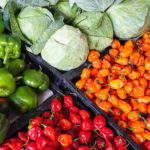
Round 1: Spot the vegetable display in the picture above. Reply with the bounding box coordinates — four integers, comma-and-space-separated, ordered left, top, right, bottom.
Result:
0, 95, 128, 150
76, 30, 150, 149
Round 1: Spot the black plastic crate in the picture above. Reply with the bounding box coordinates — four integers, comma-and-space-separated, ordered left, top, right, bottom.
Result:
25, 50, 141, 150
8, 91, 138, 150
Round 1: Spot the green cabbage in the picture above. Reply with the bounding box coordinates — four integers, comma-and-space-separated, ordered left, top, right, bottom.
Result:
41, 25, 89, 71
57, 0, 80, 22
73, 12, 113, 52
107, 0, 150, 39
17, 6, 54, 42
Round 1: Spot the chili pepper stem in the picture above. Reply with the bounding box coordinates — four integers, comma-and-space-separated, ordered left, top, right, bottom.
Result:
41, 123, 47, 128
49, 110, 54, 120
23, 137, 29, 147
73, 137, 80, 142
93, 129, 103, 138
15, 76, 23, 81
137, 112, 147, 125
3, 47, 12, 64
109, 108, 114, 115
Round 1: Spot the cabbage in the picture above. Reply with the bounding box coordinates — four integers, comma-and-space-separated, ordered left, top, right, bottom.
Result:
107, 0, 150, 39
70, 0, 114, 12
41, 25, 89, 71
73, 12, 113, 52
17, 6, 54, 42
57, 0, 80, 22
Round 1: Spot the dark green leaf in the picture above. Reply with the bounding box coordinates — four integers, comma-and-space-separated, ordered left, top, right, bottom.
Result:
8, 1, 31, 44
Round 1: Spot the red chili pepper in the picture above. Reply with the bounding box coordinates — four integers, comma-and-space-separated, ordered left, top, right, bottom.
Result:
53, 112, 64, 124
78, 146, 90, 150
114, 136, 127, 147
18, 132, 28, 143
42, 118, 54, 127
42, 111, 51, 118
59, 147, 71, 150
69, 106, 79, 113
96, 137, 105, 149
104, 140, 116, 150
0, 146, 10, 150
93, 115, 106, 130
4, 138, 23, 150
31, 116, 42, 127
57, 134, 72, 147
41, 146, 55, 150
71, 141, 79, 150
25, 142, 38, 150
70, 113, 81, 125
48, 141, 59, 148
43, 125, 56, 141
27, 127, 42, 141
57, 119, 72, 131
36, 136, 49, 150
79, 131, 91, 144
117, 145, 127, 150
81, 119, 92, 131
100, 127, 114, 141
79, 110, 90, 120
64, 95, 74, 108
145, 141, 150, 150
51, 98, 61, 113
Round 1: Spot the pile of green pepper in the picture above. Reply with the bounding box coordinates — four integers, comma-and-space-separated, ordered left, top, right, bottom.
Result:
0, 14, 50, 144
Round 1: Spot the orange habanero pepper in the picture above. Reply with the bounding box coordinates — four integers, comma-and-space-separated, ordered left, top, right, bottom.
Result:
109, 79, 124, 90
92, 59, 102, 69
146, 118, 150, 131
88, 50, 100, 62
118, 120, 127, 131
130, 98, 138, 110
119, 100, 132, 114
95, 88, 109, 101
90, 68, 98, 77
137, 66, 145, 77
139, 78, 147, 89
80, 68, 90, 79
145, 57, 150, 71
120, 112, 128, 121
95, 101, 112, 114
144, 73, 150, 80
76, 79, 86, 90
129, 51, 140, 65
138, 103, 147, 113
102, 59, 111, 69
129, 120, 145, 134
115, 57, 128, 66
142, 130, 150, 140
116, 88, 127, 99
127, 111, 140, 122
124, 82, 133, 94
134, 133, 145, 143
128, 71, 140, 80
111, 39, 121, 49
132, 86, 145, 98
136, 96, 150, 104
148, 104, 150, 114
108, 94, 119, 108
145, 88, 150, 96
97, 69, 109, 77
137, 55, 144, 66
109, 49, 119, 57
119, 47, 133, 58
121, 66, 132, 76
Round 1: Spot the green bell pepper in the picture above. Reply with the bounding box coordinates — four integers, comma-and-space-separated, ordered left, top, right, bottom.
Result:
0, 14, 5, 34
0, 68, 16, 97
0, 112, 10, 145
9, 86, 38, 113
5, 59, 26, 76
23, 69, 50, 92
0, 98, 9, 116
0, 34, 21, 64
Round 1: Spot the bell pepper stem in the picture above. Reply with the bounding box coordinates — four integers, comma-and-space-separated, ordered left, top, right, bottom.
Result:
41, 123, 47, 128
3, 47, 12, 64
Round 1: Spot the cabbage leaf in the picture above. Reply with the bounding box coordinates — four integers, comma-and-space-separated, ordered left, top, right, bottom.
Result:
73, 12, 113, 52
70, 0, 114, 12
107, 0, 150, 39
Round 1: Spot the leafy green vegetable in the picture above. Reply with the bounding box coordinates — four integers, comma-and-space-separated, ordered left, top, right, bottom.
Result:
8, 1, 31, 44
71, 0, 114, 12
73, 12, 113, 51
41, 25, 89, 71
30, 20, 64, 55
57, 0, 80, 22
107, 0, 150, 39
17, 6, 54, 43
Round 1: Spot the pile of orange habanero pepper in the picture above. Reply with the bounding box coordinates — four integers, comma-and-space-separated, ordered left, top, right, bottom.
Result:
76, 30, 150, 149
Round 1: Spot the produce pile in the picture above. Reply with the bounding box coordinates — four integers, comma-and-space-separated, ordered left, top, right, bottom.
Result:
0, 95, 128, 150
76, 30, 150, 149
0, 0, 149, 71
0, 13, 50, 146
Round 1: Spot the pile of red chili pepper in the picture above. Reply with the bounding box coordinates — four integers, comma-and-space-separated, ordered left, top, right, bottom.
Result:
76, 30, 150, 149
0, 95, 128, 150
